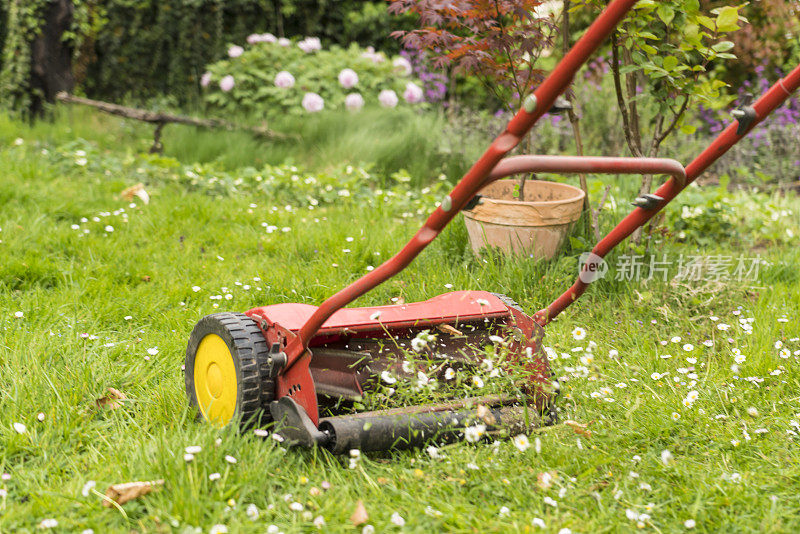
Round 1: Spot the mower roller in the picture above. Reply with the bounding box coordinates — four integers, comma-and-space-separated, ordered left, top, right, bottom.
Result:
184, 0, 800, 453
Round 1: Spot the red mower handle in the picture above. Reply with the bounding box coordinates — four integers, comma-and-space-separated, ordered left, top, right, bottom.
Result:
280, 0, 641, 372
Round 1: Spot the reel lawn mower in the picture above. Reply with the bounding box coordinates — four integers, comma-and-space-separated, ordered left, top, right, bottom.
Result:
184, 0, 800, 453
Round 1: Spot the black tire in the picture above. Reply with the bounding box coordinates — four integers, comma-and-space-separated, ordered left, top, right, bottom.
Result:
184, 312, 274, 427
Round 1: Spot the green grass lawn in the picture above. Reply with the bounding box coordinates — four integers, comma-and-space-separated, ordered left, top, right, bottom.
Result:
2, 111, 800, 533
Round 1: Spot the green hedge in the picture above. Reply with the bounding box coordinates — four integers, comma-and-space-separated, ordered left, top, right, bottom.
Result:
84, 0, 408, 104
0, 0, 411, 108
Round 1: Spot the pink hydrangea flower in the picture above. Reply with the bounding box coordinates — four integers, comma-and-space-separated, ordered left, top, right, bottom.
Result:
393, 57, 412, 76
361, 46, 384, 64
228, 45, 244, 58
200, 71, 212, 88
248, 33, 277, 44
403, 82, 424, 104
338, 68, 359, 89
219, 75, 235, 92
274, 71, 295, 89
345, 93, 364, 111
278, 37, 291, 47
298, 37, 322, 53
302, 92, 324, 113
378, 89, 398, 108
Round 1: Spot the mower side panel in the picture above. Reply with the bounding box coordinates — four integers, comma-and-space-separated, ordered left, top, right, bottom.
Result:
246, 290, 510, 334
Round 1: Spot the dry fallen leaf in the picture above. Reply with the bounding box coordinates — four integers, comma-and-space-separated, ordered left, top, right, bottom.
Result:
96, 387, 126, 410
120, 183, 150, 204
103, 479, 164, 507
349, 500, 368, 526
564, 419, 592, 437
476, 404, 496, 426
437, 324, 463, 336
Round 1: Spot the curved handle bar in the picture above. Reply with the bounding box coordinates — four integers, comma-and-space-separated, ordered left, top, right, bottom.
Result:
487, 155, 686, 187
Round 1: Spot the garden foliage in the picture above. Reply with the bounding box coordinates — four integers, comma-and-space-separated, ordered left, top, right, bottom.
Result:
202, 37, 425, 118
0, 0, 411, 106
0, 0, 71, 112
389, 0, 557, 110
598, 0, 745, 158
705, 0, 800, 84
83, 0, 406, 103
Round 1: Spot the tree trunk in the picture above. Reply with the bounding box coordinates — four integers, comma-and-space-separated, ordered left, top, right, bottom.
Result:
29, 0, 74, 117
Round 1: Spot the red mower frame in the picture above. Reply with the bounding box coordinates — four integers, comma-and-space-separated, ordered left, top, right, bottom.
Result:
246, 0, 800, 430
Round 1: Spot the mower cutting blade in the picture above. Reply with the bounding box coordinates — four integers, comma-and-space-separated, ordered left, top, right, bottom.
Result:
271, 394, 554, 454
241, 291, 557, 451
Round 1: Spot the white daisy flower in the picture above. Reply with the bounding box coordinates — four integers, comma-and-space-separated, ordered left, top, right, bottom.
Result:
464, 424, 486, 443
380, 371, 397, 384
390, 512, 405, 526
571, 327, 587, 341
81, 480, 96, 497
512, 434, 530, 452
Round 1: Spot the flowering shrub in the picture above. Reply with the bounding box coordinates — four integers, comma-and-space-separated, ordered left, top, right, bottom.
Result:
400, 48, 448, 104
202, 36, 425, 118
694, 66, 800, 184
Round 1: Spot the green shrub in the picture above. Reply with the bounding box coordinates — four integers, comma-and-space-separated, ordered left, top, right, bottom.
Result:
0, 0, 412, 108
201, 38, 425, 119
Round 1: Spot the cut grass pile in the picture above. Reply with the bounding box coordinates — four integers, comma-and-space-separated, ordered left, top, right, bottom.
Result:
1, 112, 800, 533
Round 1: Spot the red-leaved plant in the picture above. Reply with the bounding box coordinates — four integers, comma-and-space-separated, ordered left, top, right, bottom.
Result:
388, 0, 557, 110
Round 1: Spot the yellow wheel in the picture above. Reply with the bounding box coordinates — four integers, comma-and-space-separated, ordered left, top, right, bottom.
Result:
184, 313, 272, 426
